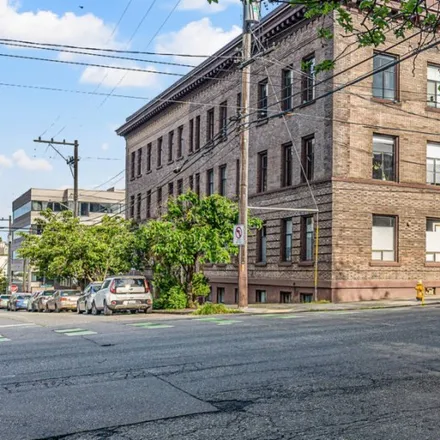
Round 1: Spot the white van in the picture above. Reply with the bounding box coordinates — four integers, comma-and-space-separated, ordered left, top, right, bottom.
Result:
92, 275, 153, 315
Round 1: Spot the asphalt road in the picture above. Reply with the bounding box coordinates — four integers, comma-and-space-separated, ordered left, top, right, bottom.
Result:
1, 307, 440, 440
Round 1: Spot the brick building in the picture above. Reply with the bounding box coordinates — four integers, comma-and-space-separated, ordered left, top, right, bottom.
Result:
117, 4, 440, 303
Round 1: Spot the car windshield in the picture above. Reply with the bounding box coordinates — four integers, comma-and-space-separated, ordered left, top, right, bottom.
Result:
91, 284, 102, 292
17, 295, 29, 300
1, 296, 10, 299
60, 291, 80, 297
43, 292, 54, 296
115, 278, 144, 288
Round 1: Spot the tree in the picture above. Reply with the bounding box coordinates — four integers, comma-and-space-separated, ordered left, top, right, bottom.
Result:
0, 272, 7, 294
135, 192, 261, 308
208, 0, 440, 73
18, 210, 135, 288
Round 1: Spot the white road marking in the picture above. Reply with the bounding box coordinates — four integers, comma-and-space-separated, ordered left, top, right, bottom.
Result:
0, 323, 38, 328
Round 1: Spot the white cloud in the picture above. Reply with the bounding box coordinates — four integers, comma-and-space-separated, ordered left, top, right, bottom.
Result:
178, 0, 240, 13
0, 0, 122, 49
156, 18, 241, 60
12, 150, 52, 171
0, 155, 12, 168
80, 63, 160, 88
101, 143, 109, 151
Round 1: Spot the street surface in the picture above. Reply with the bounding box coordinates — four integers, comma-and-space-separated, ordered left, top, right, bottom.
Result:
1, 307, 440, 439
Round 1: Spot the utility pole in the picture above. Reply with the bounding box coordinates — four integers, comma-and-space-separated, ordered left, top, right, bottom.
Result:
238, 0, 259, 309
33, 138, 80, 217
7, 215, 12, 291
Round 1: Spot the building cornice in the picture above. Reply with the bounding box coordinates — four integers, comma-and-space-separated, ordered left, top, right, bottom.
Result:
116, 4, 306, 137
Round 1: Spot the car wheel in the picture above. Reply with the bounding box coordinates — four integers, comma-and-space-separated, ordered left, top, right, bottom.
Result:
144, 307, 153, 314
130, 310, 137, 314
103, 302, 113, 316
92, 302, 101, 316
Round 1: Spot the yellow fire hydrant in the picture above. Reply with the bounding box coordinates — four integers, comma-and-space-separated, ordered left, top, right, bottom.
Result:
415, 280, 425, 306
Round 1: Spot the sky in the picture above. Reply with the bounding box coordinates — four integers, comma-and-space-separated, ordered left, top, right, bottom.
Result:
0, 0, 277, 230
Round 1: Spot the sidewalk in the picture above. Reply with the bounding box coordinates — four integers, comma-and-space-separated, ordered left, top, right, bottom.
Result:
239, 297, 440, 314
152, 297, 440, 315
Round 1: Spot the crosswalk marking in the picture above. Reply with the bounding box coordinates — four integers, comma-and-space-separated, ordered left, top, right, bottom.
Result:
128, 322, 174, 329
55, 328, 97, 336
0, 335, 10, 342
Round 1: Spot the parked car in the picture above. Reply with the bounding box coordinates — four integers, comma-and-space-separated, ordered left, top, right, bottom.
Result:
77, 282, 103, 315
46, 290, 80, 312
9, 293, 32, 311
0, 295, 10, 309
92, 275, 153, 315
27, 291, 43, 312
35, 290, 55, 312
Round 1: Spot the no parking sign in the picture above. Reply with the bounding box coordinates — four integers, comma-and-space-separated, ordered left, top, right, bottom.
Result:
233, 224, 245, 246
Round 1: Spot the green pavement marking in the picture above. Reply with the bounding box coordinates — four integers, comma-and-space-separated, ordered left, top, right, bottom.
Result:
259, 314, 287, 318
194, 317, 242, 325
55, 328, 97, 336
278, 314, 300, 319
0, 336, 10, 342
129, 322, 174, 329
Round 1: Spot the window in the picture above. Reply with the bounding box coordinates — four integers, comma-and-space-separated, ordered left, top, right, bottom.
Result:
178, 126, 184, 158
280, 291, 292, 303
195, 116, 201, 150
168, 182, 174, 198
168, 130, 174, 163
207, 168, 214, 195
426, 218, 440, 262
301, 54, 315, 103
301, 216, 314, 261
146, 143, 152, 172
428, 65, 440, 108
219, 164, 227, 196
281, 218, 293, 262
157, 187, 162, 215
282, 143, 292, 187
234, 288, 239, 304
219, 101, 227, 140
157, 138, 163, 167
236, 159, 240, 197
300, 293, 312, 303
80, 202, 89, 217
177, 179, 183, 195
130, 151, 136, 180
217, 287, 225, 304
256, 290, 267, 303
427, 142, 440, 185
189, 175, 194, 191
146, 190, 151, 218
302, 136, 314, 182
258, 151, 268, 192
189, 119, 194, 153
195, 173, 200, 197
258, 79, 268, 118
136, 193, 142, 220
372, 53, 398, 100
207, 108, 215, 143
257, 223, 267, 263
373, 135, 396, 181
130, 195, 135, 219
372, 215, 396, 261
236, 92, 242, 116
282, 68, 293, 111
137, 148, 143, 177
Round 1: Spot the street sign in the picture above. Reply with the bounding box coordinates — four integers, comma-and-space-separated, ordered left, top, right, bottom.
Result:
233, 224, 245, 246
10, 284, 18, 293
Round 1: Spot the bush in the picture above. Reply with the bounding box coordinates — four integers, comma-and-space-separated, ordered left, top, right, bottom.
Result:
154, 285, 187, 310
192, 303, 242, 315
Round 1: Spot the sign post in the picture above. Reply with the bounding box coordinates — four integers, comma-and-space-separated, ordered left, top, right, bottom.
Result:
233, 224, 245, 246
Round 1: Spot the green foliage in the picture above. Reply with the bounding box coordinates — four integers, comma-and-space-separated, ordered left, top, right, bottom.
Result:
192, 303, 242, 315
155, 285, 188, 310
135, 191, 261, 308
18, 210, 135, 288
0, 273, 7, 294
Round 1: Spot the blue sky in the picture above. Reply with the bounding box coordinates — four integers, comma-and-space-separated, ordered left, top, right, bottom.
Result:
0, 0, 276, 226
